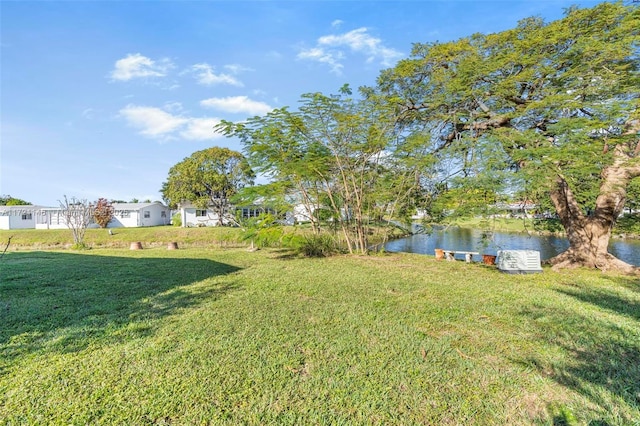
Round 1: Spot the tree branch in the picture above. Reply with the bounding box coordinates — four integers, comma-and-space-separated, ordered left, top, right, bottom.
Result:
0, 236, 12, 261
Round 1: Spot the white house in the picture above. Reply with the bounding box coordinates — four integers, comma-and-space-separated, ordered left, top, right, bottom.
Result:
34, 202, 171, 229
492, 201, 537, 218
291, 203, 316, 224
179, 200, 317, 227
35, 207, 68, 229
0, 205, 42, 230
109, 202, 171, 228
180, 202, 236, 227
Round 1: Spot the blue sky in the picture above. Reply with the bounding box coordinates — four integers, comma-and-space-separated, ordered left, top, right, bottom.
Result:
1, 0, 602, 206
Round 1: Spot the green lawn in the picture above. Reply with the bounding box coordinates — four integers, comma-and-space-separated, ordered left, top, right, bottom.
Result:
1, 247, 639, 424
0, 226, 245, 250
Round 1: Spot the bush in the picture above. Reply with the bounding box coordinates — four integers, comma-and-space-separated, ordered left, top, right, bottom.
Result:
245, 226, 285, 248
615, 214, 640, 235
93, 198, 114, 229
297, 234, 341, 257
171, 213, 182, 227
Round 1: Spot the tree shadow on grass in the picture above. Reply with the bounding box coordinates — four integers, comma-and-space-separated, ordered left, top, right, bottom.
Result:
0, 251, 241, 368
599, 273, 640, 294
518, 281, 640, 424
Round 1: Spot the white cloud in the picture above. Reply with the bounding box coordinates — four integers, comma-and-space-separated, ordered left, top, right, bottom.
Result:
119, 104, 223, 141
298, 27, 402, 74
110, 53, 173, 81
200, 96, 273, 116
191, 63, 243, 86
224, 64, 253, 74
82, 108, 95, 119
297, 47, 344, 74
120, 105, 187, 138
331, 19, 344, 28
163, 101, 184, 113
319, 28, 403, 66
180, 118, 223, 141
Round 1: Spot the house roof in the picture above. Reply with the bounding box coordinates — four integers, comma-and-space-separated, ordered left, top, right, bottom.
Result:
112, 202, 167, 210
0, 202, 169, 213
0, 205, 47, 214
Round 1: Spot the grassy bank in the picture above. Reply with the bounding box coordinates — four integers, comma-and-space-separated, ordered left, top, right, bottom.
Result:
448, 215, 640, 238
0, 226, 245, 250
1, 247, 638, 424
447, 217, 567, 236
0, 223, 404, 252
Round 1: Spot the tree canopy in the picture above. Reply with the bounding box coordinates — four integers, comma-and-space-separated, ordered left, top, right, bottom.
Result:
216, 86, 434, 253
212, 2, 639, 270
92, 198, 114, 228
0, 195, 32, 206
161, 147, 255, 226
376, 1, 640, 271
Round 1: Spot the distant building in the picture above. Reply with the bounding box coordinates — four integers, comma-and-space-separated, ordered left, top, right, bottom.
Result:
492, 201, 537, 218
0, 202, 174, 230
179, 202, 236, 227
109, 202, 171, 228
0, 205, 42, 230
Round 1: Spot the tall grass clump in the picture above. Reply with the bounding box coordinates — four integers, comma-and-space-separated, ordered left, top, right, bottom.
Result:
297, 233, 341, 257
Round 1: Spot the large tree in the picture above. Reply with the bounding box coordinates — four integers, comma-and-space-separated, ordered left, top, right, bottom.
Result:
216, 86, 430, 254
161, 147, 255, 226
378, 2, 640, 272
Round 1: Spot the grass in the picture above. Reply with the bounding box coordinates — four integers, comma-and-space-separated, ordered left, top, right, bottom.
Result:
446, 217, 560, 235
1, 245, 639, 424
0, 226, 245, 250
0, 223, 403, 252
616, 214, 640, 236
446, 215, 640, 239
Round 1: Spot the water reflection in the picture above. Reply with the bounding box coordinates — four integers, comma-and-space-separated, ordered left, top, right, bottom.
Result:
383, 226, 640, 266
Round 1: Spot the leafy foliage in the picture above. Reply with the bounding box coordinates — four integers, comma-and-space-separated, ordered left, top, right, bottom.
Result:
238, 213, 285, 248
0, 195, 32, 206
161, 147, 255, 226
216, 87, 435, 253
377, 2, 640, 269
171, 212, 182, 227
92, 198, 114, 228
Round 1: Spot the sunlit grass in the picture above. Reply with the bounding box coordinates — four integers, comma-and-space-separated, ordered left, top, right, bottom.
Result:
1, 248, 638, 424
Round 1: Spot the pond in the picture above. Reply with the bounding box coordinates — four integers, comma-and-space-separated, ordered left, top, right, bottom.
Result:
383, 226, 640, 266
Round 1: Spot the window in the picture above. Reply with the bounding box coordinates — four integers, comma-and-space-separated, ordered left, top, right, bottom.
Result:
196, 210, 207, 217
144, 211, 150, 219
239, 207, 275, 219
161, 211, 167, 218
22, 213, 32, 220
241, 208, 260, 219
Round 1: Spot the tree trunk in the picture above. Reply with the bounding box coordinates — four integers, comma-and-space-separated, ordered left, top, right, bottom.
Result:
547, 145, 640, 274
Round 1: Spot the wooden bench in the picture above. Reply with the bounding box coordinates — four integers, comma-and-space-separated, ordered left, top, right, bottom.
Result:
437, 249, 480, 263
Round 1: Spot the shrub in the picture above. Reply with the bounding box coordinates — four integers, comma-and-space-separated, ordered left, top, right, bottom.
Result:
297, 234, 341, 257
93, 198, 114, 229
171, 213, 182, 227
